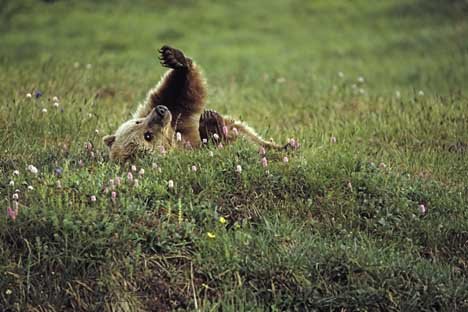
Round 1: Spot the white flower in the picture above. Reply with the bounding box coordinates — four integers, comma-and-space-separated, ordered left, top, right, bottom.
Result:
395, 90, 401, 98
168, 180, 174, 189
95, 129, 99, 134
359, 88, 365, 95
12, 193, 19, 200
176, 132, 182, 142
338, 71, 344, 78
202, 138, 208, 144
283, 156, 289, 163
53, 102, 59, 108
86, 63, 92, 69
419, 204, 427, 215
330, 136, 337, 144
213, 133, 219, 140
73, 62, 80, 68
131, 165, 137, 172
209, 151, 214, 157
13, 170, 19, 176
139, 168, 145, 176
26, 93, 32, 99
42, 108, 48, 113
191, 165, 197, 172
52, 96, 59, 102
27, 164, 39, 174
235, 165, 242, 173
418, 90, 424, 96
357, 76, 365, 83
27, 185, 34, 190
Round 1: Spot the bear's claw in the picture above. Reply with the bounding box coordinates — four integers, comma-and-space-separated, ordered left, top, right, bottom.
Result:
159, 45, 188, 69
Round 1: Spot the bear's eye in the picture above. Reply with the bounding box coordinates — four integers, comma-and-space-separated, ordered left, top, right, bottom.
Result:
135, 121, 142, 125
144, 131, 154, 142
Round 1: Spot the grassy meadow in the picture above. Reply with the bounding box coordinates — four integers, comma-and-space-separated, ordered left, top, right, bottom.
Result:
1, 0, 467, 311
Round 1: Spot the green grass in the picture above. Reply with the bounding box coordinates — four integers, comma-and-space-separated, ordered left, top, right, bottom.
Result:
1, 0, 467, 311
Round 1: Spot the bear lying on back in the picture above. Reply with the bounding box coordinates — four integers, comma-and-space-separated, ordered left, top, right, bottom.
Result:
103, 45, 291, 162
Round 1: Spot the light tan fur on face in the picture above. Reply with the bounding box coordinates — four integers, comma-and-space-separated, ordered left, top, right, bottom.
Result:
104, 110, 174, 161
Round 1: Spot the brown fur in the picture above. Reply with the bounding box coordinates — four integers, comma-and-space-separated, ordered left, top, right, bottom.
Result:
103, 46, 290, 162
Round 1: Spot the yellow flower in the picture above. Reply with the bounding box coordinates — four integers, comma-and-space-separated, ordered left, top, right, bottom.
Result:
207, 232, 216, 239
219, 216, 227, 224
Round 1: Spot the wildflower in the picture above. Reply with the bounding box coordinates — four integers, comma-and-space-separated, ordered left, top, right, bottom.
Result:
26, 93, 32, 99
176, 132, 182, 142
138, 169, 145, 177
127, 172, 134, 182
157, 167, 162, 173
218, 143, 224, 149
359, 88, 365, 95
73, 62, 80, 68
233, 127, 239, 136
9, 180, 14, 186
78, 159, 84, 167
219, 216, 227, 224
52, 96, 59, 102
86, 63, 92, 69
53, 102, 59, 108
222, 126, 228, 136
159, 146, 166, 154
5, 289, 12, 295
202, 138, 208, 144
54, 167, 63, 177
90, 195, 97, 202
168, 180, 174, 189
191, 165, 197, 172
131, 165, 137, 172
235, 165, 242, 173
115, 176, 121, 186
261, 157, 268, 168
35, 91, 42, 98
258, 146, 266, 156
7, 207, 18, 221
152, 162, 158, 169
12, 193, 19, 200
276, 77, 286, 84
395, 90, 401, 98
347, 181, 353, 192
207, 232, 216, 239
379, 162, 387, 169
418, 90, 424, 97
330, 136, 337, 144
42, 108, 48, 113
27, 185, 34, 191
213, 133, 219, 141
288, 138, 300, 149
13, 170, 19, 176
94, 129, 99, 134
338, 71, 344, 78
357, 76, 365, 83
88, 113, 93, 118
283, 156, 289, 163
56, 180, 62, 189
419, 204, 427, 215
111, 191, 117, 201
134, 179, 139, 187
209, 151, 214, 157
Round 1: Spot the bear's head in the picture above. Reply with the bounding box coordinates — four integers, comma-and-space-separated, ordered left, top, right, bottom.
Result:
103, 105, 174, 161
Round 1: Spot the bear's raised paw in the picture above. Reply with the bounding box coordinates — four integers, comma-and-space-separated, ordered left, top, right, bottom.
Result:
159, 45, 189, 69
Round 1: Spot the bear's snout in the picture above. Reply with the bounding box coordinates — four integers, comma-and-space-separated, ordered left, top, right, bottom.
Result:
156, 105, 169, 117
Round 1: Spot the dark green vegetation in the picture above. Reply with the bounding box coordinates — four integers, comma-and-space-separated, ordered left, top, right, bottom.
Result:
1, 0, 467, 311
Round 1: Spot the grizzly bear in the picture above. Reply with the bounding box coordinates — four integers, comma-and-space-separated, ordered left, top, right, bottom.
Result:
103, 45, 291, 161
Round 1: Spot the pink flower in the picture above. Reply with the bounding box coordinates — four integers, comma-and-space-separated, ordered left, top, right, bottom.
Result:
90, 195, 97, 202
282, 156, 289, 163
419, 204, 427, 215
258, 146, 266, 156
233, 127, 239, 136
191, 165, 197, 172
222, 126, 228, 136
7, 207, 18, 221
288, 138, 300, 149
261, 157, 268, 168
127, 172, 133, 182
218, 143, 224, 149
159, 146, 166, 154
111, 191, 117, 201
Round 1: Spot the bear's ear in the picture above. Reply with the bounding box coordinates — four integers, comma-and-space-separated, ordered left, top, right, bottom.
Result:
103, 135, 116, 148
